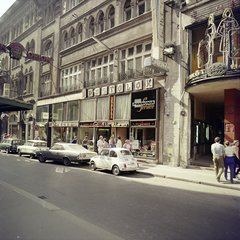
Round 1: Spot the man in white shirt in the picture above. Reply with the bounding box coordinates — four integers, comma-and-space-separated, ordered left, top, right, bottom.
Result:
211, 136, 225, 182
97, 135, 103, 153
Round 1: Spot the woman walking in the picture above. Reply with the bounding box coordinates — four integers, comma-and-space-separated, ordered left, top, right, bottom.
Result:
224, 141, 236, 183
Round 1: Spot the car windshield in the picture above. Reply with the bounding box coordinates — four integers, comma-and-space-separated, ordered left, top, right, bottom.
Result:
13, 140, 22, 145
66, 144, 85, 150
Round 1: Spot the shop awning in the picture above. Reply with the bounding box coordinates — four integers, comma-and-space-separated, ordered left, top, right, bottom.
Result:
0, 96, 33, 112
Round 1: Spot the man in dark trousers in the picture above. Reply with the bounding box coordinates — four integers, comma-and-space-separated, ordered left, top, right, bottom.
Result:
211, 136, 225, 182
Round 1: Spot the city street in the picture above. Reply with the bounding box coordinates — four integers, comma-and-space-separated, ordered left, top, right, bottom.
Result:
0, 151, 239, 240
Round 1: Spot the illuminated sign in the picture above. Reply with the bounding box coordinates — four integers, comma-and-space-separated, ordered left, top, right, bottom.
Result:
0, 42, 51, 63
131, 90, 156, 120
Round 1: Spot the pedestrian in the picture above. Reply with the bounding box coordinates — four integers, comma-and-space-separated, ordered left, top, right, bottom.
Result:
123, 139, 133, 152
103, 138, 108, 148
82, 136, 88, 149
211, 136, 225, 182
224, 140, 236, 183
116, 136, 122, 148
97, 135, 103, 153
232, 140, 240, 177
71, 136, 77, 144
108, 136, 116, 148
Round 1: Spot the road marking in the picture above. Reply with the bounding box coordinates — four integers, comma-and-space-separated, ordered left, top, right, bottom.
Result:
0, 179, 124, 240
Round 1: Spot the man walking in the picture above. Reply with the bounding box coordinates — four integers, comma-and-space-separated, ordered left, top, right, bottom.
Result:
97, 135, 103, 153
211, 136, 225, 182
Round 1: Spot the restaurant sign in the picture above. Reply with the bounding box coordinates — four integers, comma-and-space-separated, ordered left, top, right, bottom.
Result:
0, 42, 51, 63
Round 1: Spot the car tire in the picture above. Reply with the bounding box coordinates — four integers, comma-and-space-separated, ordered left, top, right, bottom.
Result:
18, 150, 22, 156
90, 161, 96, 171
63, 157, 71, 166
30, 154, 34, 159
112, 165, 120, 176
38, 155, 46, 163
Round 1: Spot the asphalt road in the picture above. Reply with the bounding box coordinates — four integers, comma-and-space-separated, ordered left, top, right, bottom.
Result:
0, 151, 239, 240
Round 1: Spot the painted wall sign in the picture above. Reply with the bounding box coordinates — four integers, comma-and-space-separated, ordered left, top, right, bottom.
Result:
131, 90, 156, 120
207, 63, 228, 76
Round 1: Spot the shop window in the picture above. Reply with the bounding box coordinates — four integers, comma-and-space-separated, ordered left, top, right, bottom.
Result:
97, 97, 109, 120
80, 99, 96, 121
68, 100, 79, 121
115, 95, 130, 120
53, 103, 63, 121
36, 105, 48, 122
63, 102, 67, 121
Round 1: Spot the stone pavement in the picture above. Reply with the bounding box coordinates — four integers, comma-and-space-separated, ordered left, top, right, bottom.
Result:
136, 162, 240, 191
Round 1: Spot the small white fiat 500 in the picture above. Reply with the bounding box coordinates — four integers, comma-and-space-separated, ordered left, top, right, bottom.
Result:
90, 148, 139, 175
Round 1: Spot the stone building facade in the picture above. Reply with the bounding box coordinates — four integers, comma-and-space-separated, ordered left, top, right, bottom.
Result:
1, 0, 238, 167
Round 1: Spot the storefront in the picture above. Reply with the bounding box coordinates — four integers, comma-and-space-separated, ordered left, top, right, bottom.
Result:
130, 89, 158, 160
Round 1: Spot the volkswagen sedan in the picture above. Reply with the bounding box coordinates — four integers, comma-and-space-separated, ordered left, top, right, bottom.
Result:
90, 148, 139, 175
17, 140, 48, 158
36, 143, 97, 166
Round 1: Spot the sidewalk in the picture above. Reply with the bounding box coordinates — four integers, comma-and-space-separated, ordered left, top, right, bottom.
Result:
137, 162, 240, 191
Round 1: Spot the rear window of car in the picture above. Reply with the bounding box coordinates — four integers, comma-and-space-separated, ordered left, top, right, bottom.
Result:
13, 140, 22, 144
100, 150, 109, 156
120, 150, 131, 156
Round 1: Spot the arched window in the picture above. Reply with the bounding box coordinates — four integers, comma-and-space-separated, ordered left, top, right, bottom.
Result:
64, 33, 68, 49
30, 39, 35, 52
138, 0, 145, 16
45, 41, 52, 57
89, 18, 95, 37
77, 24, 82, 42
108, 6, 115, 29
70, 28, 75, 46
98, 12, 104, 33
124, 0, 131, 22
26, 42, 30, 52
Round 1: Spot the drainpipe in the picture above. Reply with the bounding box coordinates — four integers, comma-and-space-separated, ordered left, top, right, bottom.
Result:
177, 0, 183, 167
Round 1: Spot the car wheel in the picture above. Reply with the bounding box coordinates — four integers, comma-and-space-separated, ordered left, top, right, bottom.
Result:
112, 165, 120, 176
90, 161, 96, 171
63, 157, 71, 166
38, 155, 46, 163
30, 154, 34, 159
18, 150, 22, 156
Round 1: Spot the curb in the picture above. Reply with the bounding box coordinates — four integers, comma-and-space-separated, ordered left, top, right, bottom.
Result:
137, 171, 240, 191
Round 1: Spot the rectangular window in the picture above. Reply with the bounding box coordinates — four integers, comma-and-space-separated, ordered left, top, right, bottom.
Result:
53, 103, 63, 121
80, 99, 96, 121
128, 47, 134, 56
115, 94, 130, 119
68, 100, 79, 121
97, 97, 109, 120
36, 105, 48, 122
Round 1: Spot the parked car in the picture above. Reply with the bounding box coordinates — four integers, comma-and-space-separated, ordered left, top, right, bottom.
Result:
36, 143, 97, 166
0, 139, 24, 154
90, 148, 139, 176
17, 140, 49, 159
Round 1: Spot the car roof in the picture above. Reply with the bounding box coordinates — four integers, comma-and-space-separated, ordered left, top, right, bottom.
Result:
102, 148, 130, 151
27, 140, 46, 143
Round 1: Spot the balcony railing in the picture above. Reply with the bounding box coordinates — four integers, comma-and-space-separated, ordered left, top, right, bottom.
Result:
85, 73, 113, 88
59, 83, 81, 93
119, 67, 161, 81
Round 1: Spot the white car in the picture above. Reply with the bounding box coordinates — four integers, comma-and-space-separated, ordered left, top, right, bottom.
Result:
90, 148, 139, 175
17, 140, 48, 159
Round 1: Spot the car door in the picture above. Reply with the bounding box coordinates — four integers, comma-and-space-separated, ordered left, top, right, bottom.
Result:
21, 141, 30, 154
108, 150, 118, 169
98, 150, 109, 169
46, 144, 59, 160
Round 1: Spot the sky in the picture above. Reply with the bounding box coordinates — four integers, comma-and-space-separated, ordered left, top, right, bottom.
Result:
0, 0, 16, 18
